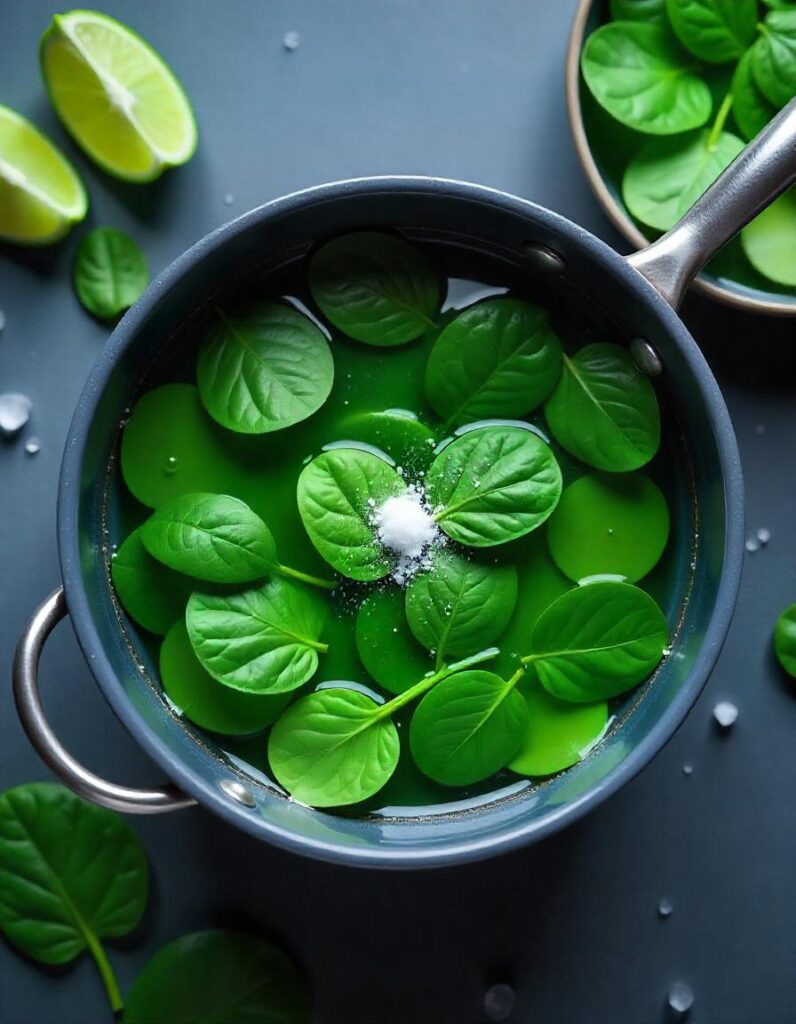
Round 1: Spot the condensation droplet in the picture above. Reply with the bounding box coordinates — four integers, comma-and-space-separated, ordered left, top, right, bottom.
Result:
24, 437, 41, 455
483, 983, 515, 1022
713, 700, 738, 730
667, 981, 694, 1016
283, 30, 301, 50
658, 898, 673, 919
163, 455, 179, 476
0, 393, 32, 437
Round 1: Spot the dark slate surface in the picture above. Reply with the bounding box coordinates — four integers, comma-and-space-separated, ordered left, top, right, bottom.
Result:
1, 2, 795, 1022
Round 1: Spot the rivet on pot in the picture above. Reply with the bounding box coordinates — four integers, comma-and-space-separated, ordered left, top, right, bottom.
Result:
630, 337, 663, 378
219, 778, 256, 807
521, 241, 566, 275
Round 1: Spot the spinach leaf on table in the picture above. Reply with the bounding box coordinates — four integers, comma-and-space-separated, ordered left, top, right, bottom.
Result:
581, 22, 713, 134
73, 227, 148, 319
732, 49, 779, 140
544, 343, 660, 472
309, 231, 440, 346
297, 447, 405, 580
774, 604, 796, 677
409, 670, 529, 786
124, 929, 310, 1024
355, 588, 432, 695
666, 0, 758, 64
427, 425, 562, 546
197, 302, 334, 434
751, 9, 796, 108
740, 188, 796, 286
186, 577, 329, 694
523, 580, 669, 702
424, 298, 562, 429
623, 128, 744, 230
0, 783, 148, 1013
112, 527, 194, 635
405, 549, 518, 666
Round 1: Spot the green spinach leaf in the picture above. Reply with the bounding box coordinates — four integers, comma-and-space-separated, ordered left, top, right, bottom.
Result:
341, 408, 437, 471
73, 227, 148, 319
297, 448, 405, 580
666, 0, 758, 63
581, 22, 713, 135
0, 783, 148, 1013
524, 580, 669, 701
160, 621, 291, 735
405, 549, 518, 666
752, 10, 796, 108
197, 302, 334, 434
186, 578, 328, 694
609, 0, 667, 22
124, 929, 310, 1024
111, 527, 193, 635
544, 343, 660, 472
774, 604, 796, 677
763, 0, 796, 9
268, 688, 400, 807
740, 188, 796, 286
309, 231, 440, 346
141, 493, 276, 583
623, 129, 745, 231
355, 589, 432, 695
424, 298, 563, 429
732, 49, 779, 141
427, 426, 562, 546
409, 670, 529, 786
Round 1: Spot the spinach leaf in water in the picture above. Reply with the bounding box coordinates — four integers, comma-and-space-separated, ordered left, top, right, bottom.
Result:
732, 50, 779, 141
774, 604, 796, 677
73, 227, 148, 319
581, 22, 713, 135
623, 129, 744, 231
0, 783, 148, 1014
751, 10, 796, 108
405, 549, 518, 666
666, 0, 758, 63
341, 408, 437, 471
424, 298, 563, 429
544, 343, 660, 472
112, 527, 194, 635
124, 930, 310, 1024
427, 426, 562, 546
141, 493, 333, 588
610, 0, 667, 22
355, 589, 432, 695
409, 670, 529, 786
186, 578, 328, 694
523, 580, 669, 702
297, 448, 405, 580
197, 302, 334, 434
740, 189, 796, 286
309, 231, 440, 346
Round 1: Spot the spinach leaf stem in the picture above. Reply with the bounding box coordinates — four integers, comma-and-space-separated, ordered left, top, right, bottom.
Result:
373, 646, 499, 720
707, 91, 734, 151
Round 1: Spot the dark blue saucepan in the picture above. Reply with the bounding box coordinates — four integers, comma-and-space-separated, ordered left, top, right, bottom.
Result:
13, 101, 796, 868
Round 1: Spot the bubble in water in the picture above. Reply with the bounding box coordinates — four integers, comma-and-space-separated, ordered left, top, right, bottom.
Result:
667, 981, 694, 1016
658, 898, 673, 919
163, 455, 179, 476
745, 537, 760, 553
24, 437, 41, 455
757, 527, 771, 545
223, 192, 234, 206
713, 700, 738, 730
283, 30, 301, 50
682, 763, 693, 776
0, 393, 32, 437
483, 983, 515, 1022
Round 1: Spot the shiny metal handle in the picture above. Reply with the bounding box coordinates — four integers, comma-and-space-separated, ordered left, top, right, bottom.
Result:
13, 588, 195, 814
628, 97, 796, 309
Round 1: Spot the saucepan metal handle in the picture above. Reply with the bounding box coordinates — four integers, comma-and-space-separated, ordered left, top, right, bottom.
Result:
628, 97, 796, 310
13, 588, 195, 814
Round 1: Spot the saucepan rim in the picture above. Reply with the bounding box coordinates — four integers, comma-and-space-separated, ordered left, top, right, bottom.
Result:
56, 176, 744, 867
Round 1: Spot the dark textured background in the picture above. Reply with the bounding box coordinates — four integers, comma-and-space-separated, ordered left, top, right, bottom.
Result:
1, 2, 795, 1022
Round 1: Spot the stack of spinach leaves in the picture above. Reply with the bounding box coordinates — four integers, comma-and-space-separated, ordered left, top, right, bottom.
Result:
581, 0, 796, 290
112, 231, 672, 812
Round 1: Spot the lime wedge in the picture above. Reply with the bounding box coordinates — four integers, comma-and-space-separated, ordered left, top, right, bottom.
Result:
0, 104, 87, 245
40, 10, 197, 183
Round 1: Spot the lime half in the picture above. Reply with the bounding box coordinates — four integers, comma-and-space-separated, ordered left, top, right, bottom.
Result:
40, 9, 197, 182
0, 104, 87, 245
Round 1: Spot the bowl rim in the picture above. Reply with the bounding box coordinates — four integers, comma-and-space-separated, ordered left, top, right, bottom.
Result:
565, 0, 796, 319
57, 175, 745, 867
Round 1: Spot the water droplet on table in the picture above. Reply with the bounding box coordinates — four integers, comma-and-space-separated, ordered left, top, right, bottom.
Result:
24, 438, 41, 455
713, 700, 738, 730
682, 763, 693, 777
755, 424, 765, 436
667, 981, 694, 1016
0, 393, 31, 437
483, 983, 515, 1022
283, 30, 301, 50
0, 309, 6, 333
745, 537, 760, 553
658, 898, 673, 919
223, 192, 234, 206
757, 527, 771, 545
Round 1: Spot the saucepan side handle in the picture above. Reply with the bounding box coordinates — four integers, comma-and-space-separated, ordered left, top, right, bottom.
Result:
13, 588, 196, 814
627, 97, 796, 310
